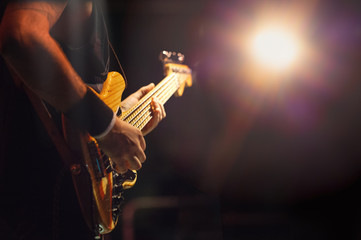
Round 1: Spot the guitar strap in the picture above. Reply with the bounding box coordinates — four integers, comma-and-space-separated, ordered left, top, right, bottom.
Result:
24, 87, 79, 169
24, 86, 106, 239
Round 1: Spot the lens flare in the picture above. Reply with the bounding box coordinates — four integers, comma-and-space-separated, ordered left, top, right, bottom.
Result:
250, 26, 300, 71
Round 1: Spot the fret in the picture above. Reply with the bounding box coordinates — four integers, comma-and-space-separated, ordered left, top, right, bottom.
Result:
131, 82, 180, 130
121, 74, 175, 121
121, 72, 187, 130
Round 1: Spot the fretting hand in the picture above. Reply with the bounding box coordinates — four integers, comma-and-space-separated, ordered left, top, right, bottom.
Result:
121, 83, 166, 135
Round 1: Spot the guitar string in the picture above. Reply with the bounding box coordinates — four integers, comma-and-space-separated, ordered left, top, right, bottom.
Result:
125, 74, 185, 128
120, 73, 177, 121
122, 73, 180, 124
134, 86, 177, 130
136, 85, 181, 130
126, 76, 180, 128
122, 73, 178, 122
121, 64, 190, 123
127, 76, 179, 126
132, 81, 181, 130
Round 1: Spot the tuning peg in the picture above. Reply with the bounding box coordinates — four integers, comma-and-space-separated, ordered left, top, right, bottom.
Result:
159, 50, 185, 64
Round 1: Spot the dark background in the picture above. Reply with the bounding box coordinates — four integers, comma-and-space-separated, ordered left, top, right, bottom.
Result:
104, 1, 361, 239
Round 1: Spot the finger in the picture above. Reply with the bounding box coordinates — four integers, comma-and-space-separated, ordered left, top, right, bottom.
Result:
141, 124, 153, 136
128, 156, 142, 170
113, 160, 129, 174
139, 134, 146, 150
138, 150, 146, 163
143, 83, 155, 93
152, 98, 166, 119
133, 83, 155, 100
159, 101, 166, 119
151, 99, 161, 122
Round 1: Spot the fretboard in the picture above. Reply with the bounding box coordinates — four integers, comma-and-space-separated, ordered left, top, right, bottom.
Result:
120, 72, 188, 130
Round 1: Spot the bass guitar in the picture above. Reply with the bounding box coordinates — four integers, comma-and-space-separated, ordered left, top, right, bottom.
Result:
61, 51, 192, 236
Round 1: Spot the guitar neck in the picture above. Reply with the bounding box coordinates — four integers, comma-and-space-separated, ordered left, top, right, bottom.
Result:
120, 72, 188, 130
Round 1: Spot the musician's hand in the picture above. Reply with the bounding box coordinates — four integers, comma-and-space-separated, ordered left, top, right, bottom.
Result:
97, 119, 146, 173
121, 83, 166, 136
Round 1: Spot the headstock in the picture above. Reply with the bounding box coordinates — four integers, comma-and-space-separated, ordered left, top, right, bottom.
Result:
159, 51, 192, 97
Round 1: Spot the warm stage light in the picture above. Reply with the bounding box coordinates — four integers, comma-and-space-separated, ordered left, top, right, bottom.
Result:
235, 3, 312, 89
250, 26, 300, 71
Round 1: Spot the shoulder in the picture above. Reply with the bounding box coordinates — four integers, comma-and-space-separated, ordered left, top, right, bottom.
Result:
1, 1, 69, 31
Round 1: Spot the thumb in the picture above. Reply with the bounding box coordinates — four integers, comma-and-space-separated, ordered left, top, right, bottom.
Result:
133, 83, 155, 100
141, 83, 155, 94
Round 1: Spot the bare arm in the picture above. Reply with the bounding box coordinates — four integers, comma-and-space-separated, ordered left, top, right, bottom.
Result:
0, 1, 165, 173
0, 1, 87, 112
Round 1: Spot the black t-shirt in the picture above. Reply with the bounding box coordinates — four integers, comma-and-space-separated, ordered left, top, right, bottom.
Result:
55, 0, 111, 87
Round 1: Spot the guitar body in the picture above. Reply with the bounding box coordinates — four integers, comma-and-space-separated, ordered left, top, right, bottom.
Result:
63, 71, 136, 234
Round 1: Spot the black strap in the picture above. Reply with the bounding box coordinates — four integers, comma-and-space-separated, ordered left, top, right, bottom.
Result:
24, 87, 80, 169
25, 86, 97, 236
